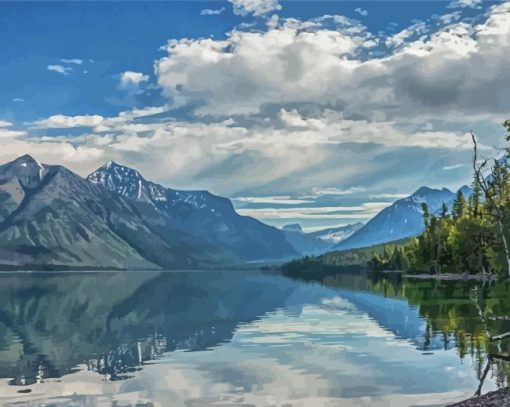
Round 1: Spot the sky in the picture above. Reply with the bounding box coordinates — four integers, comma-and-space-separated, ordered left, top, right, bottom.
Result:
0, 0, 509, 231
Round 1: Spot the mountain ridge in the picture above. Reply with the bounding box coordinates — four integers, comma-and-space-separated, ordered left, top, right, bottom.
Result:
0, 155, 296, 270
334, 185, 471, 251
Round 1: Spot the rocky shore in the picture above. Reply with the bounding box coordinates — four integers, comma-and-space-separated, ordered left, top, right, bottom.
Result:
449, 387, 510, 406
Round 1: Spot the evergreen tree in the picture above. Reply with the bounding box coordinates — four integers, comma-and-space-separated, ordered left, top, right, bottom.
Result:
452, 190, 466, 221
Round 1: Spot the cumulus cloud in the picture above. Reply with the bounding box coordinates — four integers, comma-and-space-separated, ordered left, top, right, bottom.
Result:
34, 114, 106, 129
229, 0, 281, 16
155, 3, 510, 123
201, 7, 225, 16
120, 71, 150, 87
47, 64, 72, 75
0, 120, 13, 128
4, 4, 509, 201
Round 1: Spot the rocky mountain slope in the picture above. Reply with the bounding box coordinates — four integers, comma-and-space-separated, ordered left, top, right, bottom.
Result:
0, 156, 295, 269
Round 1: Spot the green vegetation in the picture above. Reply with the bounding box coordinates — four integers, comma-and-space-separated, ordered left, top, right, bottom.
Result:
283, 120, 510, 279
318, 272, 510, 390
374, 122, 510, 277
281, 239, 409, 277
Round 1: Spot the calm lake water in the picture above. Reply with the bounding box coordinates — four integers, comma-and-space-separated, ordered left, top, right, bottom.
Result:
0, 270, 509, 406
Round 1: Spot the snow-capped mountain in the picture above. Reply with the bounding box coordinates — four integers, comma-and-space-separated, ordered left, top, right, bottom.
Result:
334, 186, 469, 251
0, 155, 296, 270
307, 222, 364, 244
0, 155, 49, 223
87, 161, 296, 262
281, 222, 364, 255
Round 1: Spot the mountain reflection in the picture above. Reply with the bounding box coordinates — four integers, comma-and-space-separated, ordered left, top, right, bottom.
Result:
0, 271, 297, 386
1, 269, 510, 403
316, 272, 510, 392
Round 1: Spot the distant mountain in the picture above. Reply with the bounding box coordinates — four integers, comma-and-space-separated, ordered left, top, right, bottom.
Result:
307, 222, 364, 244
281, 226, 329, 256
87, 161, 296, 263
281, 222, 364, 255
0, 156, 295, 270
334, 186, 470, 251
282, 223, 303, 233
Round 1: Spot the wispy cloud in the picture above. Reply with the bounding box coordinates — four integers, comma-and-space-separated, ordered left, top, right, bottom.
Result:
47, 64, 72, 76
310, 187, 366, 197
201, 7, 225, 16
369, 193, 410, 199
233, 196, 314, 205
12, 98, 24, 102
60, 58, 83, 65
236, 203, 391, 220
354, 7, 368, 17
443, 163, 465, 170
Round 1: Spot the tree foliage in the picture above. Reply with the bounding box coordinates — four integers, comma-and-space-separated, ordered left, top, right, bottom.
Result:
372, 121, 510, 276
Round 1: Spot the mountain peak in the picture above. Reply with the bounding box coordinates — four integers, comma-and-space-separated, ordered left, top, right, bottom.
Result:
282, 223, 303, 233
88, 161, 165, 202
411, 186, 453, 198
0, 154, 47, 188
16, 154, 38, 163
412, 186, 434, 196
91, 161, 145, 183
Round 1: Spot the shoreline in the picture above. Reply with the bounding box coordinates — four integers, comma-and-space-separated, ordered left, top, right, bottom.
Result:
402, 272, 499, 281
448, 387, 510, 406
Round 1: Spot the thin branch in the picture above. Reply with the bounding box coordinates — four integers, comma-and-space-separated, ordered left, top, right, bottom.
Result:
489, 331, 510, 342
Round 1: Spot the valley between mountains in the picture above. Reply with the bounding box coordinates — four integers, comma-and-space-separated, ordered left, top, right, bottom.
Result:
0, 155, 468, 270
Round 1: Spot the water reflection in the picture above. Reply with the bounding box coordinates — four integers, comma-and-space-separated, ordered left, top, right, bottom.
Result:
0, 270, 508, 405
0, 271, 299, 387
317, 272, 510, 395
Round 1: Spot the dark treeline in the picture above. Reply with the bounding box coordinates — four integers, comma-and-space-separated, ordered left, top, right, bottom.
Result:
372, 121, 510, 277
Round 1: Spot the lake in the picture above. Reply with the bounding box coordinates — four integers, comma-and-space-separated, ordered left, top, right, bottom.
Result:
0, 270, 509, 406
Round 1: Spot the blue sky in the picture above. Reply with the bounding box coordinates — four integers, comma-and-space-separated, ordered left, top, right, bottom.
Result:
1, 1, 486, 122
0, 0, 508, 231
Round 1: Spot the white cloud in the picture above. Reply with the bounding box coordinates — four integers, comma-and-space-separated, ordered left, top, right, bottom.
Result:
4, 4, 509, 202
233, 196, 314, 205
201, 7, 225, 16
310, 187, 366, 197
385, 21, 429, 48
34, 114, 105, 129
47, 64, 73, 75
24, 104, 481, 199
354, 8, 368, 17
120, 71, 150, 87
0, 129, 27, 139
369, 193, 410, 199
0, 120, 13, 128
60, 58, 83, 65
448, 0, 483, 9
236, 202, 391, 220
229, 0, 281, 16
155, 3, 510, 123
12, 98, 24, 103
443, 163, 465, 170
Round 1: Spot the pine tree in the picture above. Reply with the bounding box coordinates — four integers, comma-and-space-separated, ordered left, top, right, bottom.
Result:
452, 190, 466, 221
